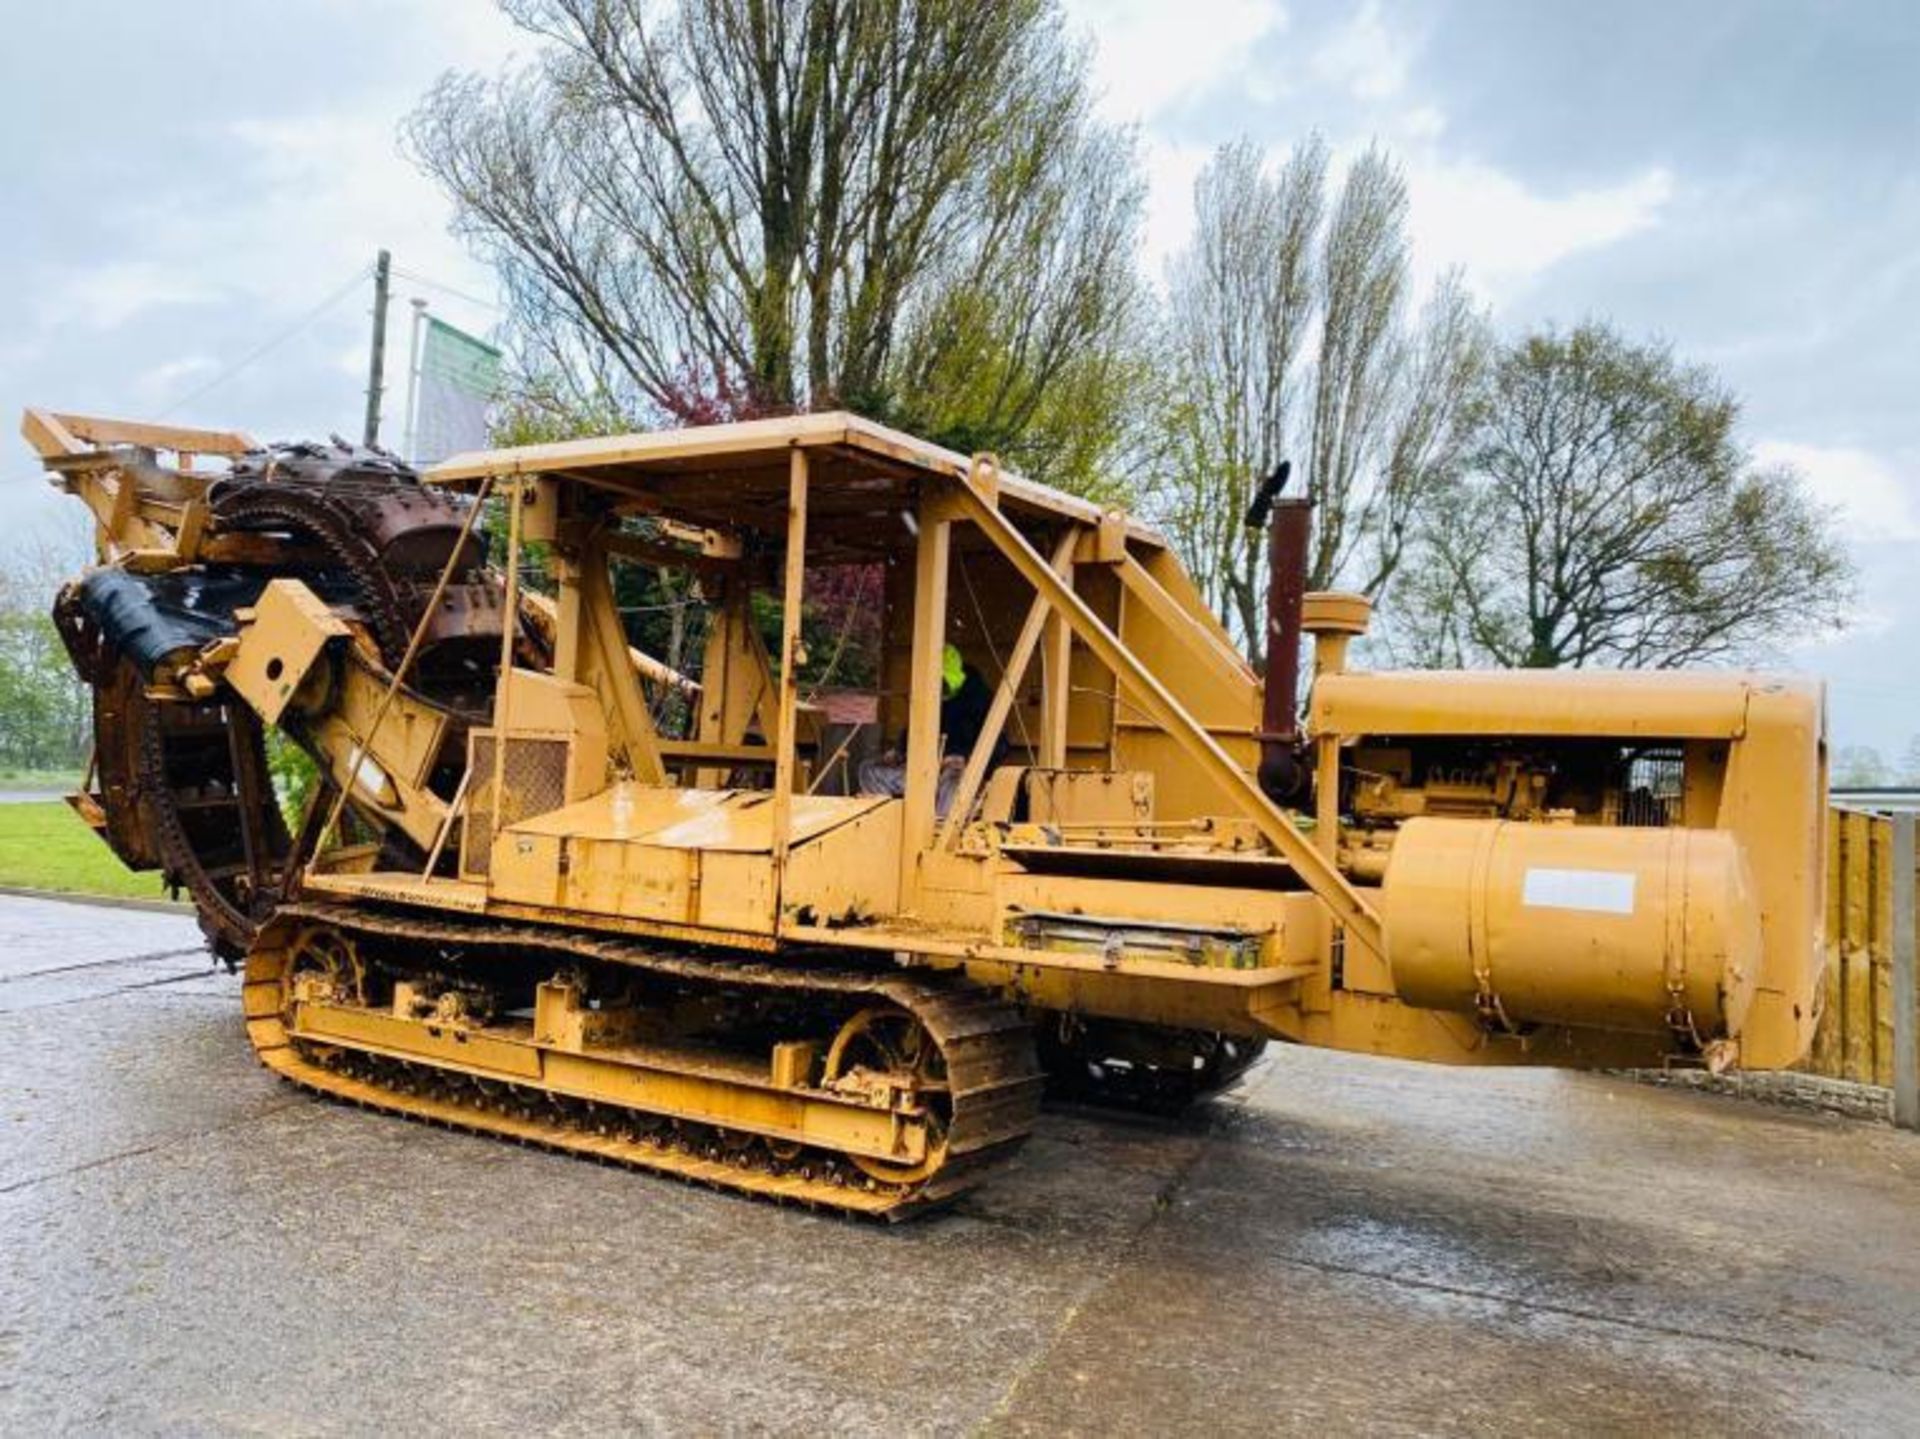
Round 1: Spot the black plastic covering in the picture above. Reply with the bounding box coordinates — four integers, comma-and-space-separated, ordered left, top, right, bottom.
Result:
77, 568, 270, 677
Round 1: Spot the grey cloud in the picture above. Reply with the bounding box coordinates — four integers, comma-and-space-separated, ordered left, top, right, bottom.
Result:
2, 0, 1916, 751
1405, 0, 1920, 184
1, 2, 511, 492
1154, 0, 1919, 749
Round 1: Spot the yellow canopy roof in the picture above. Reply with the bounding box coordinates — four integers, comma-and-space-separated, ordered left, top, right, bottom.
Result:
426, 411, 1161, 557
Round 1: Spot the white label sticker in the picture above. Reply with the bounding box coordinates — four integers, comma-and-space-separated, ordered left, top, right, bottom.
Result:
1522, 867, 1636, 915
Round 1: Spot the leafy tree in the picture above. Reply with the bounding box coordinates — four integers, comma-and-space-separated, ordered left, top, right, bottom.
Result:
1387, 322, 1853, 669
1832, 744, 1889, 789
0, 534, 91, 775
266, 733, 319, 826
1898, 735, 1920, 786
409, 0, 1147, 493
1152, 137, 1487, 659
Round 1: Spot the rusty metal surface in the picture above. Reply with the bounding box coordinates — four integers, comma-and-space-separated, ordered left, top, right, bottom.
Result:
4, 897, 1917, 1433
48, 443, 508, 958
207, 450, 502, 670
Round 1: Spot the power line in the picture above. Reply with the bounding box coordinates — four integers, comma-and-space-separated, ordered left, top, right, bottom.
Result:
155, 264, 372, 420
391, 265, 503, 314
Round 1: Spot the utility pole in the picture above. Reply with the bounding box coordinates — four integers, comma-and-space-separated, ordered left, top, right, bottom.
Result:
363, 248, 392, 448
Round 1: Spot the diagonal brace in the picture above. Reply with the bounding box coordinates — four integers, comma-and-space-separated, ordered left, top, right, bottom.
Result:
949, 465, 1384, 960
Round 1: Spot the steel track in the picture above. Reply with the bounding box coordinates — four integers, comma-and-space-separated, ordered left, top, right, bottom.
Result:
244, 903, 1046, 1220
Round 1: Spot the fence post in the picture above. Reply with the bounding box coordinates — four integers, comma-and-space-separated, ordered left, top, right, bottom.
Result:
1893, 811, 1918, 1130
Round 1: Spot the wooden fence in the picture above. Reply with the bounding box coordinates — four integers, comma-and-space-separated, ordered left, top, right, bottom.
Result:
1806, 807, 1918, 1127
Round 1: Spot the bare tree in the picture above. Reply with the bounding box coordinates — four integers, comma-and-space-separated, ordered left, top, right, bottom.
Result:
1833, 745, 1889, 788
1156, 137, 1324, 658
1153, 139, 1480, 659
1391, 322, 1854, 669
407, 0, 1145, 489
1305, 146, 1409, 590
1356, 269, 1491, 599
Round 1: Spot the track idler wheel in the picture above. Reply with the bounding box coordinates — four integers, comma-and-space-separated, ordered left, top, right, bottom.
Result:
283, 924, 366, 1009
823, 1006, 953, 1185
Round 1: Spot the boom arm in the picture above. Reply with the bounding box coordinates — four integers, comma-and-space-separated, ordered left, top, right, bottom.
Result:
218, 580, 453, 853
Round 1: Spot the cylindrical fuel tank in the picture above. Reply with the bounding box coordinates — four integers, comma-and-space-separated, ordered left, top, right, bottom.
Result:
1382, 818, 1761, 1040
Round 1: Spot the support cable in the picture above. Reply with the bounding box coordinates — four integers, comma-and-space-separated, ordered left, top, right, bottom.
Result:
156, 265, 373, 421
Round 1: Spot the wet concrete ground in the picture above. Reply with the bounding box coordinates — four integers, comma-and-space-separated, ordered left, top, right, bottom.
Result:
2, 893, 1916, 1436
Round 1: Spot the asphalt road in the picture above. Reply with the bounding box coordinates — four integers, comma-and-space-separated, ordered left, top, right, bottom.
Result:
3, 894, 1917, 1436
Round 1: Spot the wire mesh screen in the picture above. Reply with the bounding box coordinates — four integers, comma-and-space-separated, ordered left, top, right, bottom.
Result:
1621, 748, 1684, 827
463, 735, 569, 877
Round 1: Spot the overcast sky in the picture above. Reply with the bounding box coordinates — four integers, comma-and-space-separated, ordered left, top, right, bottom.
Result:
3, 1, 1915, 754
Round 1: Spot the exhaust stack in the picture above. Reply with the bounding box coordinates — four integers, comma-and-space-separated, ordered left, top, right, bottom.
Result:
1244, 462, 1311, 802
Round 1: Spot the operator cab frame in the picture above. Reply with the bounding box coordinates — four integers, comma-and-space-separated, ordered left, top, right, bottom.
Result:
418, 412, 1289, 941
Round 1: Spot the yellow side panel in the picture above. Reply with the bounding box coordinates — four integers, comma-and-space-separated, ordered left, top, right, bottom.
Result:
1113, 728, 1261, 824
699, 852, 774, 931
1841, 810, 1875, 1082
567, 837, 699, 925
1710, 681, 1827, 1069
510, 783, 888, 851
910, 850, 997, 929
1802, 805, 1909, 1089
1874, 821, 1895, 1088
489, 830, 566, 909
1117, 546, 1259, 733
782, 803, 903, 924
490, 784, 899, 938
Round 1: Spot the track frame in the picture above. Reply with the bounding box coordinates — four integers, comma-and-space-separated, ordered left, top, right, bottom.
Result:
244, 904, 1045, 1219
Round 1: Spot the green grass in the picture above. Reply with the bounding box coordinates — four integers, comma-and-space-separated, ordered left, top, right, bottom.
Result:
0, 801, 177, 901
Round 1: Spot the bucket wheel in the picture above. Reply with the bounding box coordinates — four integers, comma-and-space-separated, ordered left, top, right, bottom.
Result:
824, 1006, 952, 1185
